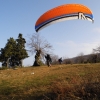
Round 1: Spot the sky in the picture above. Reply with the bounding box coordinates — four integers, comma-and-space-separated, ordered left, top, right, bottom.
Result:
0, 0, 100, 66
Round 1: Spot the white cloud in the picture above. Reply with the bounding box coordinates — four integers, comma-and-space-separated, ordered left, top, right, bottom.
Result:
56, 40, 77, 47
93, 27, 100, 33
56, 40, 100, 58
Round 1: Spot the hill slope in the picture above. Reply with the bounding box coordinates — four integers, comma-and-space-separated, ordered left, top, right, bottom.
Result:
0, 64, 100, 100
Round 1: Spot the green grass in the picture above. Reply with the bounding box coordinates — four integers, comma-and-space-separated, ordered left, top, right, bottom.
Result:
0, 63, 100, 100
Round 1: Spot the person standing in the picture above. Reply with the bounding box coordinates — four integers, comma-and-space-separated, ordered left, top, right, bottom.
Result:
45, 54, 52, 67
58, 57, 62, 64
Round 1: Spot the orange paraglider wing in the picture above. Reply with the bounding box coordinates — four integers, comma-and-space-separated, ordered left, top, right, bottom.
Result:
35, 4, 94, 32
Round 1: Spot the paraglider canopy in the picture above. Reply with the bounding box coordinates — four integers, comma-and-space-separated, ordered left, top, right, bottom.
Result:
35, 4, 94, 32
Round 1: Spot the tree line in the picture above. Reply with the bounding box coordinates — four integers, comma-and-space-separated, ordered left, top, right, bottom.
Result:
1, 32, 100, 68
51, 47, 100, 65
60, 52, 100, 65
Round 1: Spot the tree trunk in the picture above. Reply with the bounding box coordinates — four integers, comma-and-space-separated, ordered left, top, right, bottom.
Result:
33, 50, 41, 66
7, 58, 9, 68
20, 60, 23, 67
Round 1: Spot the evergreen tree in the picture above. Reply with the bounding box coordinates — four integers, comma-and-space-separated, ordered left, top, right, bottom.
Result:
0, 37, 16, 67
0, 33, 28, 67
0, 48, 6, 67
16, 33, 28, 66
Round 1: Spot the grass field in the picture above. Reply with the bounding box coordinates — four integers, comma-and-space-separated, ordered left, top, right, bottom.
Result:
0, 63, 100, 100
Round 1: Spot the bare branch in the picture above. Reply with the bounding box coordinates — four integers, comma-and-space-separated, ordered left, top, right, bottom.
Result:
27, 33, 52, 56
93, 46, 100, 53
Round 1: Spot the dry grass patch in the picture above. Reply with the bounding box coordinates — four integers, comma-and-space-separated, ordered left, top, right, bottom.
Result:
0, 63, 100, 99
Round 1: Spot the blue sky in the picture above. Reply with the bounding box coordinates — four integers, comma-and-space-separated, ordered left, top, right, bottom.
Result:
0, 0, 100, 66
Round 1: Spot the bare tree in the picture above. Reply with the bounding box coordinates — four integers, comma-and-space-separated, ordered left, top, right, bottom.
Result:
93, 45, 100, 62
50, 54, 59, 65
76, 52, 84, 63
27, 33, 52, 66
93, 46, 100, 53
